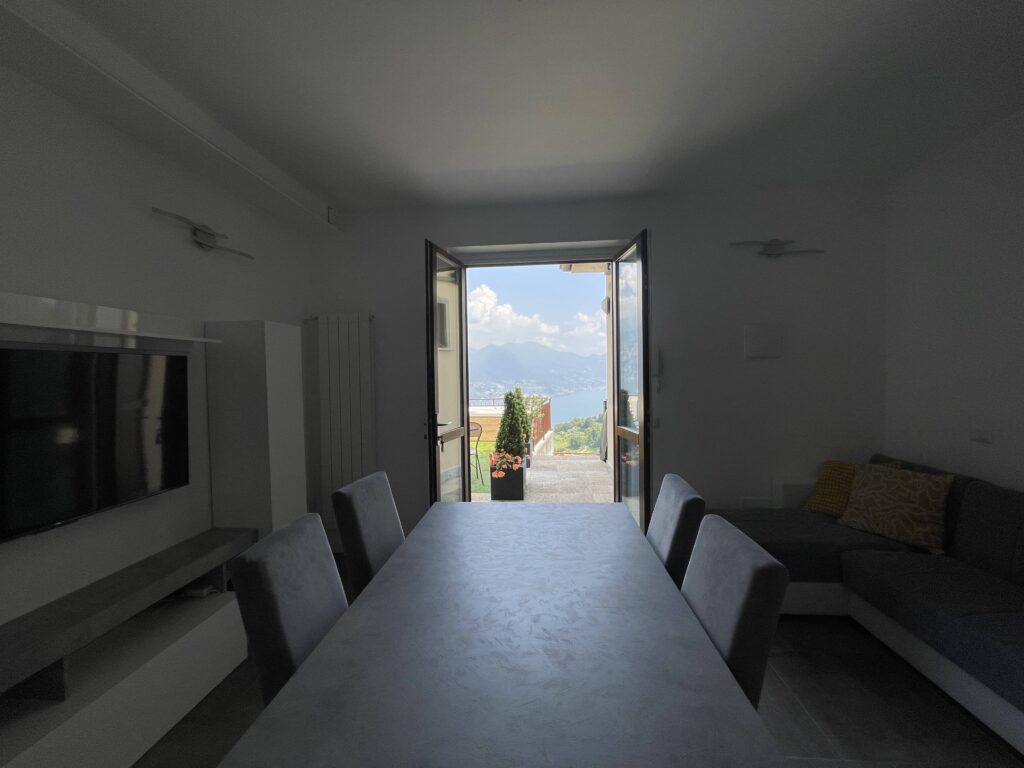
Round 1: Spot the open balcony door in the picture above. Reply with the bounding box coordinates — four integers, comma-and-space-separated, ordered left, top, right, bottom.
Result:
425, 241, 470, 502
611, 230, 651, 529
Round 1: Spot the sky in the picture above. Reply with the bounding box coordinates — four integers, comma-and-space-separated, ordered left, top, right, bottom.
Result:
466, 264, 608, 357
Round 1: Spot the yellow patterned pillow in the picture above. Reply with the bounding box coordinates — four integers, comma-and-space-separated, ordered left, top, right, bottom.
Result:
804, 460, 856, 516
839, 464, 952, 552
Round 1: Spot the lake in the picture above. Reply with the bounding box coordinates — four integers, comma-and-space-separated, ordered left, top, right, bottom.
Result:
550, 387, 606, 426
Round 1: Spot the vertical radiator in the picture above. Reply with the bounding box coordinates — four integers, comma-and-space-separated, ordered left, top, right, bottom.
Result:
302, 314, 377, 537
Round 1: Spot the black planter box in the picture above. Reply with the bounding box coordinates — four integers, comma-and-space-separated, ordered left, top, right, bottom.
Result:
489, 467, 525, 501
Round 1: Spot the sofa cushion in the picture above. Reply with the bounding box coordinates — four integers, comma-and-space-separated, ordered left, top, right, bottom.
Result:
950, 480, 1024, 585
869, 454, 975, 550
804, 460, 857, 517
715, 509, 910, 583
840, 464, 951, 552
940, 613, 1024, 711
842, 550, 1024, 644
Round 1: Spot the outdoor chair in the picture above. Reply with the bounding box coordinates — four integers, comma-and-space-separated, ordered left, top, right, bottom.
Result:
468, 421, 484, 483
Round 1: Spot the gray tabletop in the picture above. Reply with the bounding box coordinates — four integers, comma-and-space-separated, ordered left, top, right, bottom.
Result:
220, 503, 783, 767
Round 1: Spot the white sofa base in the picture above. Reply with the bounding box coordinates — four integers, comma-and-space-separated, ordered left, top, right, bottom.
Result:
848, 593, 1024, 755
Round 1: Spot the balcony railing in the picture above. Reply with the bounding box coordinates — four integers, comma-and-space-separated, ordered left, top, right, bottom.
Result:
468, 396, 551, 443
468, 397, 505, 408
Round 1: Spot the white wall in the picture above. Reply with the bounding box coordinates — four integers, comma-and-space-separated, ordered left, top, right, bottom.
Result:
884, 109, 1024, 490
0, 63, 332, 623
332, 186, 888, 530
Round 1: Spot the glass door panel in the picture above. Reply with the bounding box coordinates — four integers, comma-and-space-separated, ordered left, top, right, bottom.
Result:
437, 433, 466, 502
427, 242, 470, 502
617, 436, 641, 525
612, 231, 650, 528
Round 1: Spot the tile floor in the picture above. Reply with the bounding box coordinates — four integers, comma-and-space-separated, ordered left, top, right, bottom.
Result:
133, 615, 1023, 768
524, 454, 614, 503
471, 454, 615, 504
765, 617, 1023, 767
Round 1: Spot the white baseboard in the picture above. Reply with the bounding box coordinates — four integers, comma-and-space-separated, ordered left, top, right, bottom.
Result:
849, 593, 1024, 756
781, 582, 849, 615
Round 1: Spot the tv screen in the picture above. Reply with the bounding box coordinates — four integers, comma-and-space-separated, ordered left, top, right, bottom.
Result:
0, 348, 189, 542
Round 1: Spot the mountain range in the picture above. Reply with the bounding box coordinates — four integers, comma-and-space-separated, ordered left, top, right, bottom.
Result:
468, 342, 606, 399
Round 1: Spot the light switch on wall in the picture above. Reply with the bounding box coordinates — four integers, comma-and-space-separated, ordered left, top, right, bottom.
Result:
744, 323, 786, 359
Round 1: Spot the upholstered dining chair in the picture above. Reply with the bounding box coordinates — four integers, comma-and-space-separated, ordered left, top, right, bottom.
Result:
681, 514, 789, 707
332, 471, 405, 600
646, 474, 707, 587
230, 514, 348, 705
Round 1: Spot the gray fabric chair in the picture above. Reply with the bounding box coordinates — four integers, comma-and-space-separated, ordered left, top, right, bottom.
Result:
332, 471, 405, 600
230, 514, 348, 705
646, 474, 706, 587
681, 514, 789, 707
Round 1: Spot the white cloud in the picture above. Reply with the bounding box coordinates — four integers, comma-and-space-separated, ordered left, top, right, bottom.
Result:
565, 310, 608, 356
466, 285, 608, 356
467, 285, 561, 349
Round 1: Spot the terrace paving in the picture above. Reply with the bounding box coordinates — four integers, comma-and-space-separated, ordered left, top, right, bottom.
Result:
471, 453, 614, 504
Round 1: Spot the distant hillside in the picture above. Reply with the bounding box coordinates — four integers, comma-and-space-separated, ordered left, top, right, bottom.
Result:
469, 342, 605, 398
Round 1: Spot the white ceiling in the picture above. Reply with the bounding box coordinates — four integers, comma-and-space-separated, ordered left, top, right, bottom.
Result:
46, 0, 1024, 210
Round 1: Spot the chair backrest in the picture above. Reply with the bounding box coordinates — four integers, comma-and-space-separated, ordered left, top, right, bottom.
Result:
646, 474, 706, 587
469, 422, 483, 448
332, 471, 405, 599
230, 514, 348, 704
681, 515, 788, 707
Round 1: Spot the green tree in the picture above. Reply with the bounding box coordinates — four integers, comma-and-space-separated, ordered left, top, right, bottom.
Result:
513, 387, 531, 443
617, 388, 637, 430
495, 389, 527, 458
553, 415, 604, 454
522, 393, 546, 440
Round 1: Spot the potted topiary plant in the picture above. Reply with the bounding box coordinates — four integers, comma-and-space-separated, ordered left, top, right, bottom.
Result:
512, 386, 533, 471
490, 389, 527, 500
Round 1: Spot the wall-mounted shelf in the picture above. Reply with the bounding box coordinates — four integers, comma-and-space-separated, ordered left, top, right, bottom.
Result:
0, 527, 256, 696
0, 592, 245, 767
0, 291, 221, 345
0, 320, 222, 344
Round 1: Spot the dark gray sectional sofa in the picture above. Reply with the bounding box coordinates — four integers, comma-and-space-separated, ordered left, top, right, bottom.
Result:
704, 455, 1024, 754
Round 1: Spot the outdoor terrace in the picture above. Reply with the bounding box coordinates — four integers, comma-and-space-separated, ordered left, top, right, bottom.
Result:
470, 453, 613, 503
468, 398, 615, 507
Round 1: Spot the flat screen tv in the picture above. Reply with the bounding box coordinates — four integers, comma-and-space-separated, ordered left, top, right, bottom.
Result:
0, 348, 189, 542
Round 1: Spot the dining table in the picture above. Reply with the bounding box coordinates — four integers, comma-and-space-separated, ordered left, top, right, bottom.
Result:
218, 502, 784, 767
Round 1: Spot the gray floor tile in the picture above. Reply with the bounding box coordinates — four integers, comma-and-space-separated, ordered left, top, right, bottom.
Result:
474, 455, 615, 504
132, 660, 262, 768
771, 616, 889, 659
160, 712, 259, 756
133, 615, 1024, 768
759, 665, 839, 759
132, 741, 217, 768
769, 644, 1020, 766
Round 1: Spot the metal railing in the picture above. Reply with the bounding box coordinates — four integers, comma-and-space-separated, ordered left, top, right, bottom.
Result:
468, 396, 551, 443
468, 397, 505, 407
